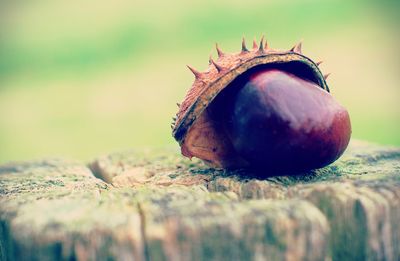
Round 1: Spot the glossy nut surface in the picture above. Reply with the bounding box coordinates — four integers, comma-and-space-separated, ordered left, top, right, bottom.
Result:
221, 69, 351, 171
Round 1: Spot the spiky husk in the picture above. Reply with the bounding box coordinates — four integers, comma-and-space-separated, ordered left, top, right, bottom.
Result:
172, 37, 329, 168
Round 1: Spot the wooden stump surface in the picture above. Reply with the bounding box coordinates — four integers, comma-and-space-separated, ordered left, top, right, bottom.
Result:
1, 140, 400, 260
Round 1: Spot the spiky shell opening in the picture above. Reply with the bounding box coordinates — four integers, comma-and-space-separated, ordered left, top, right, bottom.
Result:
172, 39, 329, 168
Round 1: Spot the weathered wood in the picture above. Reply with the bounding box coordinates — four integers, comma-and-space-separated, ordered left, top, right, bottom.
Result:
0, 140, 399, 260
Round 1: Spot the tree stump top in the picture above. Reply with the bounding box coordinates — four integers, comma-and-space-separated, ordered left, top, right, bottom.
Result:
1, 140, 399, 260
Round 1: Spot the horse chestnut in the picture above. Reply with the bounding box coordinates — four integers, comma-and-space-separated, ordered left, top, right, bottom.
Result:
172, 38, 352, 174
221, 68, 351, 171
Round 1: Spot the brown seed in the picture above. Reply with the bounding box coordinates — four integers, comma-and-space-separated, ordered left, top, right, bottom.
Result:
219, 68, 351, 171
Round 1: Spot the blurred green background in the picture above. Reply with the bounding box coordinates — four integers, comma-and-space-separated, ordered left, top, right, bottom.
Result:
0, 0, 399, 163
